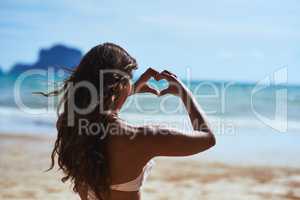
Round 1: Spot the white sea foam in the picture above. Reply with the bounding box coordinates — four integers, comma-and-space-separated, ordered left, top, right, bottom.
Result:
0, 106, 299, 135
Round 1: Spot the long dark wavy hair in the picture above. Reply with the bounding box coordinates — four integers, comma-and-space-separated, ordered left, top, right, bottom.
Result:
46, 43, 137, 199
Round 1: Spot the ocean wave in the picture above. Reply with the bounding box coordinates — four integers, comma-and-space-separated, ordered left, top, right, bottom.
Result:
0, 106, 299, 135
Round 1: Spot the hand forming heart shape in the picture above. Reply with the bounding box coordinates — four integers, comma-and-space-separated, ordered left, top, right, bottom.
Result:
132, 68, 180, 97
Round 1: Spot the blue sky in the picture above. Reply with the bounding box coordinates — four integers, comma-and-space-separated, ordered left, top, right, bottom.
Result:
1, 0, 300, 83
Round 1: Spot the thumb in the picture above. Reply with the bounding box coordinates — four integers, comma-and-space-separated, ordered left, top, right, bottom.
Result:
159, 87, 170, 96
145, 86, 160, 96
138, 84, 159, 96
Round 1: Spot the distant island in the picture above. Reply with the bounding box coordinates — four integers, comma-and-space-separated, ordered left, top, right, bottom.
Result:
3, 44, 83, 76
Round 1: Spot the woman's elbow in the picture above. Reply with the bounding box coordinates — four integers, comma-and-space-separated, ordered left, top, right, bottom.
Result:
202, 131, 216, 150
192, 132, 216, 154
208, 133, 216, 148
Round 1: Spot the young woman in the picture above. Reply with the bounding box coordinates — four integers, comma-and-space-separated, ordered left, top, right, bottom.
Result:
48, 43, 216, 200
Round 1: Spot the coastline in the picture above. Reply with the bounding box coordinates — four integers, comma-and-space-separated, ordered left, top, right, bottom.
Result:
0, 133, 300, 200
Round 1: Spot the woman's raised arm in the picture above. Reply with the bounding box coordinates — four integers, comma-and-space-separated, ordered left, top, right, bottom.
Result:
132, 70, 216, 158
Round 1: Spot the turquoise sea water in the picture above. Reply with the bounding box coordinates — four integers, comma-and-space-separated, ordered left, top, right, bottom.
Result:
0, 75, 299, 167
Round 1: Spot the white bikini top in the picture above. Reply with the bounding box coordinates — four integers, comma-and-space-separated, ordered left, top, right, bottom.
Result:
110, 159, 155, 192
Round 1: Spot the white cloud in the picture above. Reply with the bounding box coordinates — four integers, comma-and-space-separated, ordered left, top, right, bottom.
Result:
139, 15, 300, 39
217, 49, 265, 60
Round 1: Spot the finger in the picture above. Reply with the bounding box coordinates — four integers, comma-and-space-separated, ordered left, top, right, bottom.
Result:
159, 87, 170, 96
136, 84, 159, 95
145, 87, 160, 96
154, 72, 163, 81
147, 67, 159, 76
162, 70, 177, 78
140, 68, 159, 82
160, 71, 173, 80
141, 85, 159, 95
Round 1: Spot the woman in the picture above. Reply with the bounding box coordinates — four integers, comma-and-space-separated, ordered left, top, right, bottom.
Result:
48, 43, 216, 200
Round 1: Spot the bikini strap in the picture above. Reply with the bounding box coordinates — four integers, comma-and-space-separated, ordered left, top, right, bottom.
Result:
110, 159, 155, 192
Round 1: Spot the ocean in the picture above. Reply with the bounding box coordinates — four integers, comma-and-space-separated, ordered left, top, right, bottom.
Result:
0, 75, 299, 167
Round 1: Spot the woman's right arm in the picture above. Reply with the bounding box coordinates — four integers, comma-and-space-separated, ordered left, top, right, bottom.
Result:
133, 70, 216, 158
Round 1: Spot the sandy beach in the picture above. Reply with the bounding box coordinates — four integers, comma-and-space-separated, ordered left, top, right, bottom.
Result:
0, 133, 300, 200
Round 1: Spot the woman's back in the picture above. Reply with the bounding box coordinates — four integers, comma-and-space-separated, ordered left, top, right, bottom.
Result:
105, 120, 153, 200
103, 113, 215, 200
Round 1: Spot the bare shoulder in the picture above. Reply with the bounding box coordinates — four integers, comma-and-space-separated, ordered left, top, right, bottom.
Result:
106, 119, 155, 163
106, 118, 141, 139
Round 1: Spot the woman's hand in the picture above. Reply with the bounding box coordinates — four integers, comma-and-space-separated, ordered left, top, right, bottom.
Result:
159, 70, 188, 97
132, 68, 189, 97
131, 68, 160, 96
